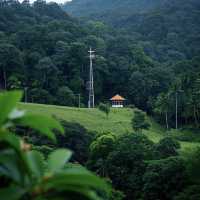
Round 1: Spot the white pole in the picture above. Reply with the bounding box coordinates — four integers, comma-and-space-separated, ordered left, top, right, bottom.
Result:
88, 47, 95, 108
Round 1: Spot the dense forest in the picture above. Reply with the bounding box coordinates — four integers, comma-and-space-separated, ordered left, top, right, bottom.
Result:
1, 1, 200, 200
1, 0, 200, 128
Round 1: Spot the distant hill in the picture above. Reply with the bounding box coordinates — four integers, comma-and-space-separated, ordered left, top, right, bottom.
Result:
63, 0, 200, 61
63, 0, 164, 18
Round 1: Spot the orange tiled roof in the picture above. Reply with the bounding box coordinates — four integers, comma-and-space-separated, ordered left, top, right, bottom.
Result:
110, 94, 125, 101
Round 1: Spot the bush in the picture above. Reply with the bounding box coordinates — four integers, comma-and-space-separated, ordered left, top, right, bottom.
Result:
167, 129, 200, 142
185, 147, 200, 184
153, 137, 180, 159
132, 108, 150, 132
99, 103, 110, 118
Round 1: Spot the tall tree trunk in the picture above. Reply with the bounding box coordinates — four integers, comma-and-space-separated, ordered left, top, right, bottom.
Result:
185, 116, 188, 125
194, 106, 198, 127
196, 109, 200, 124
165, 112, 169, 130
3, 68, 7, 89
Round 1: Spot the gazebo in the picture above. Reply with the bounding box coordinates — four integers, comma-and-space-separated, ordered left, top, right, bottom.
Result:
110, 94, 125, 108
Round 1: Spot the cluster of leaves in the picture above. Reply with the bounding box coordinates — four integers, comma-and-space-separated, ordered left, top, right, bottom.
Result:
0, 91, 109, 200
23, 121, 94, 164
154, 57, 200, 129
87, 131, 200, 200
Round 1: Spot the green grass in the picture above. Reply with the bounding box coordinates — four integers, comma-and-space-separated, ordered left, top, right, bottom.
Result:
19, 103, 133, 135
18, 103, 200, 151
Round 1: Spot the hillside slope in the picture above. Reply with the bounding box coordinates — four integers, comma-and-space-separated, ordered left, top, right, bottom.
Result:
19, 103, 200, 152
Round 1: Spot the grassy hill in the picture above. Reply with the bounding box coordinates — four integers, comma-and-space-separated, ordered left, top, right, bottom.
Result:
19, 103, 200, 152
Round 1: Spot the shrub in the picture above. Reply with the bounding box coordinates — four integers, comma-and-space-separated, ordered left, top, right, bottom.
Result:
132, 108, 150, 132
99, 103, 110, 118
185, 147, 200, 184
153, 137, 180, 159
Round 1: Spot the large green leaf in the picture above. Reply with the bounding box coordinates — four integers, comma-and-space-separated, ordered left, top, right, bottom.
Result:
0, 91, 22, 126
52, 185, 103, 200
52, 186, 103, 200
0, 130, 21, 150
16, 114, 64, 142
0, 185, 26, 200
44, 166, 110, 194
0, 149, 22, 183
47, 149, 72, 173
25, 150, 45, 180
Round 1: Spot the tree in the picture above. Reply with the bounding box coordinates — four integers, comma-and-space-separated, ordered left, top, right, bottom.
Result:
154, 93, 170, 129
132, 108, 150, 132
98, 103, 110, 118
142, 157, 186, 200
35, 57, 58, 89
106, 134, 154, 199
57, 122, 94, 164
0, 43, 23, 89
88, 133, 116, 176
29, 88, 55, 104
56, 86, 76, 106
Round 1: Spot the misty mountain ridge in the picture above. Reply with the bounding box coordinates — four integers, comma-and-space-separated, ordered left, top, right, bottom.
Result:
63, 0, 166, 18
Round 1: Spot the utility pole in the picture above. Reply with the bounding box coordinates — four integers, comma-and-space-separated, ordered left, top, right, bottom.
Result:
88, 47, 95, 108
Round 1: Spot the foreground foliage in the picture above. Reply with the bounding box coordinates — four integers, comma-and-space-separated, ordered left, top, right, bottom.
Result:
0, 91, 109, 200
